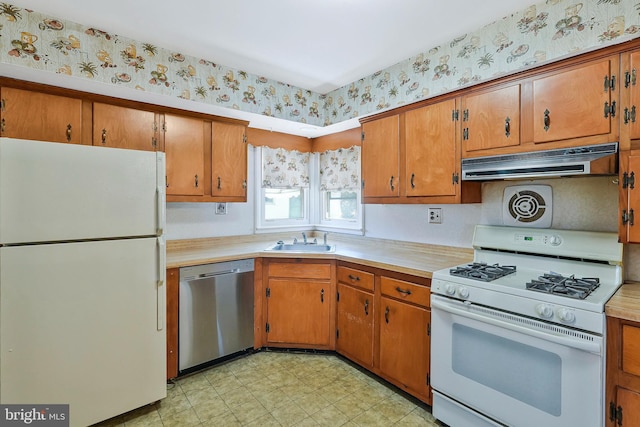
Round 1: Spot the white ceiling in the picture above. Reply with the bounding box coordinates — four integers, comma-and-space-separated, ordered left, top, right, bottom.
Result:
9, 0, 536, 136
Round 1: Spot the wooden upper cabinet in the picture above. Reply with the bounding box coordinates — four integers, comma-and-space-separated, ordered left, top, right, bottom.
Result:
93, 103, 158, 151
620, 152, 640, 244
361, 114, 400, 198
211, 122, 247, 199
462, 84, 521, 154
531, 57, 616, 144
164, 114, 205, 196
0, 87, 83, 144
405, 99, 457, 197
621, 50, 640, 149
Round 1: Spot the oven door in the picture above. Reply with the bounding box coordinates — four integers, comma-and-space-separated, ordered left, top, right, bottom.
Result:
431, 295, 603, 427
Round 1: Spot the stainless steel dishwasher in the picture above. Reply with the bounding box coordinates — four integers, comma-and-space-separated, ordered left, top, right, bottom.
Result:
179, 258, 254, 374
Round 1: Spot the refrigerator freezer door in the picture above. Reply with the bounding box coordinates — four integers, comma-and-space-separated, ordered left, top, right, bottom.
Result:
0, 238, 166, 427
0, 138, 165, 244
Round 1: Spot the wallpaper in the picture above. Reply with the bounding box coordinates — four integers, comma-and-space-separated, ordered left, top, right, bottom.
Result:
0, 0, 639, 128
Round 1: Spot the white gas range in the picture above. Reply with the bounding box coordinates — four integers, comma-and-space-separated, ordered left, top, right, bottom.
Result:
430, 225, 623, 427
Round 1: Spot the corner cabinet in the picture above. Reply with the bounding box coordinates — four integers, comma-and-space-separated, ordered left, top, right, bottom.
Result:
262, 259, 336, 349
0, 86, 85, 144
606, 316, 640, 427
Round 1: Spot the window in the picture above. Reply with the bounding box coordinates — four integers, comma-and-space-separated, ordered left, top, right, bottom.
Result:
323, 190, 358, 221
265, 188, 305, 220
256, 145, 362, 233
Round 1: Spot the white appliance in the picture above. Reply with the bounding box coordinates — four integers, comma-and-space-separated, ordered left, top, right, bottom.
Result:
430, 225, 623, 427
0, 138, 166, 426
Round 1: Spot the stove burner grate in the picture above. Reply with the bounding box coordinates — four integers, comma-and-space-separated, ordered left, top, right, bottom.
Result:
526, 273, 600, 299
449, 262, 517, 282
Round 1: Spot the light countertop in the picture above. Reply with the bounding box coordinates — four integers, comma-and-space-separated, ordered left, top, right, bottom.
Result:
167, 232, 474, 279
606, 282, 640, 322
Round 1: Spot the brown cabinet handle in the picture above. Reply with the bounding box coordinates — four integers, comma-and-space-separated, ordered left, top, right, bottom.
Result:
348, 274, 360, 281
364, 299, 369, 316
504, 117, 510, 137
384, 306, 390, 324
396, 286, 412, 296
390, 176, 395, 191
543, 109, 550, 131
66, 124, 72, 142
217, 176, 221, 190
101, 128, 107, 144
410, 173, 415, 189
321, 289, 325, 303
195, 174, 199, 188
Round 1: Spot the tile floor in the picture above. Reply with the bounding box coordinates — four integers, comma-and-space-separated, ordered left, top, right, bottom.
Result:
94, 350, 441, 426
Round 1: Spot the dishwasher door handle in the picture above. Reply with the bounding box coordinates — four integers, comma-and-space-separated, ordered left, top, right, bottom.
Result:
183, 269, 240, 281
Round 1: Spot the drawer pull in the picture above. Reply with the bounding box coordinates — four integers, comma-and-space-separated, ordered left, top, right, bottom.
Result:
348, 274, 360, 281
396, 286, 412, 296
320, 288, 324, 303
364, 299, 369, 316
66, 124, 72, 142
385, 306, 390, 324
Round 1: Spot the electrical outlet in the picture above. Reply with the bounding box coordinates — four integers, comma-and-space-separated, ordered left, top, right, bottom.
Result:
215, 203, 227, 215
428, 207, 442, 224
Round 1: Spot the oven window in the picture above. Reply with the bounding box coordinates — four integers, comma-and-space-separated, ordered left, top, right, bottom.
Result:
452, 323, 562, 416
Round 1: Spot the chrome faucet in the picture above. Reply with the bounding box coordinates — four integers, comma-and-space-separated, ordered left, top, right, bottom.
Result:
323, 232, 329, 245
301, 232, 307, 244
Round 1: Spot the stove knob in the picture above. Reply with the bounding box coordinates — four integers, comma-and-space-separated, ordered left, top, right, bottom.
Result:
536, 304, 554, 319
548, 235, 562, 246
557, 308, 576, 323
445, 284, 456, 296
458, 287, 470, 299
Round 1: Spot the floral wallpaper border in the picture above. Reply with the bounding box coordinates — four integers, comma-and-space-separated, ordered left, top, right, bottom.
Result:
0, 1, 639, 128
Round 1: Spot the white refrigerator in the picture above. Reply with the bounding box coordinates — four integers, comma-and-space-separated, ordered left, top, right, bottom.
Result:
0, 138, 167, 426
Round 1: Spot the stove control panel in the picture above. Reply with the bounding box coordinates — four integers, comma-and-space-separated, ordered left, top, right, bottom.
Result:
514, 232, 563, 247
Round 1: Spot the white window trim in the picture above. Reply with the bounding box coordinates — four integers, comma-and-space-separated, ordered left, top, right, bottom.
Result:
255, 147, 364, 235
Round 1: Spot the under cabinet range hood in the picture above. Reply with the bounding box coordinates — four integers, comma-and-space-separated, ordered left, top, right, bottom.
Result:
461, 142, 618, 181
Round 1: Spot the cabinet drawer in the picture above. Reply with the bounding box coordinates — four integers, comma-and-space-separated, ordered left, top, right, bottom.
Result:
337, 266, 374, 292
622, 324, 640, 377
268, 262, 332, 280
381, 276, 430, 307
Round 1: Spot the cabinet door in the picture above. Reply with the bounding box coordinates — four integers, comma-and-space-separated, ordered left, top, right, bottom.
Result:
212, 122, 247, 198
336, 283, 374, 367
627, 51, 640, 141
0, 87, 82, 144
532, 59, 613, 143
617, 387, 640, 427
405, 99, 457, 197
623, 154, 640, 243
164, 114, 205, 196
361, 115, 400, 198
266, 279, 330, 346
379, 296, 430, 399
93, 103, 158, 151
462, 85, 520, 154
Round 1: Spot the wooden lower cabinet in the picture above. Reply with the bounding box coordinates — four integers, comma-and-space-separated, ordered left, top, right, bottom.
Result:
334, 262, 432, 405
379, 282, 431, 404
606, 316, 640, 426
336, 266, 375, 368
263, 259, 335, 349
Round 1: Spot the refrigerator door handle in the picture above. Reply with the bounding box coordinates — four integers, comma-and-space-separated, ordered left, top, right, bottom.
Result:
156, 153, 166, 236
157, 236, 166, 331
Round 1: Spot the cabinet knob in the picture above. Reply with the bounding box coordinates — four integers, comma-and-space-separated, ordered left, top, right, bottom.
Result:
194, 174, 199, 188
543, 109, 550, 131
504, 117, 511, 137
384, 306, 390, 324
101, 128, 107, 144
242, 180, 247, 190
66, 124, 72, 142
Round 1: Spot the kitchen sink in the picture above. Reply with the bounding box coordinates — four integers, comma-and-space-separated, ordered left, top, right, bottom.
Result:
264, 242, 336, 253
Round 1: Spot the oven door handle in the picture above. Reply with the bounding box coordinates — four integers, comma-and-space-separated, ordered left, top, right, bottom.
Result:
431, 296, 602, 354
